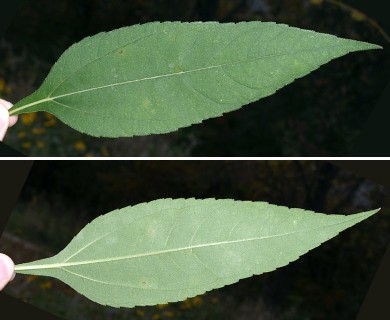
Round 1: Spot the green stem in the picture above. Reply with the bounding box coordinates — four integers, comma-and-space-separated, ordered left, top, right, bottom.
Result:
9, 98, 51, 115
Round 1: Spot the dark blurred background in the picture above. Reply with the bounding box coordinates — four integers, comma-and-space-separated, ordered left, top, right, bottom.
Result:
0, 160, 389, 319
0, 0, 388, 156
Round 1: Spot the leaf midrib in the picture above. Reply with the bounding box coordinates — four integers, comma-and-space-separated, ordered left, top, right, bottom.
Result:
9, 44, 364, 115
14, 213, 367, 272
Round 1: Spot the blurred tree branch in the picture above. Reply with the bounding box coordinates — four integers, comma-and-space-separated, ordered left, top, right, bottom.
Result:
322, 0, 390, 44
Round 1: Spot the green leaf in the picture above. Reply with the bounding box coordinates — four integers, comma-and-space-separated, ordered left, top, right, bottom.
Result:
14, 198, 378, 308
9, 22, 380, 137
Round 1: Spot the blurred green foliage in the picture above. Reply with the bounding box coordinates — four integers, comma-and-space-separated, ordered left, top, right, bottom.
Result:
1, 160, 389, 319
0, 0, 388, 156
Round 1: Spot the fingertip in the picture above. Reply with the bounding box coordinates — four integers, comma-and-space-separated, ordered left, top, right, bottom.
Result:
0, 99, 17, 127
0, 103, 10, 141
0, 99, 13, 109
0, 253, 15, 290
8, 115, 18, 127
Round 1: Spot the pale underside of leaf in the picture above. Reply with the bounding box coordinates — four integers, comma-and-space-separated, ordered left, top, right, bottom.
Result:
14, 198, 378, 308
9, 21, 381, 137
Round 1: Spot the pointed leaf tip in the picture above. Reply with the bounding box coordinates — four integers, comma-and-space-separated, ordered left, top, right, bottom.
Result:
9, 21, 381, 137
14, 199, 378, 308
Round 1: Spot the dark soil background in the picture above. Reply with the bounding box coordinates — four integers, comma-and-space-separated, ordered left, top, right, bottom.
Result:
0, 160, 389, 319
0, 0, 388, 156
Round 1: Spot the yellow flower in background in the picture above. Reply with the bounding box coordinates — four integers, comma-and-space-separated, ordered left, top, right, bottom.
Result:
32, 127, 46, 135
22, 141, 32, 149
44, 112, 57, 127
84, 152, 94, 157
45, 112, 54, 119
211, 297, 219, 304
21, 113, 37, 126
310, 0, 323, 5
101, 146, 110, 156
135, 309, 145, 317
36, 141, 45, 149
26, 275, 38, 283
0, 79, 12, 94
163, 311, 174, 318
44, 118, 57, 127
17, 131, 27, 138
0, 79, 5, 91
191, 296, 203, 306
151, 314, 161, 320
156, 304, 167, 310
180, 299, 192, 310
40, 280, 52, 289
179, 296, 203, 309
74, 140, 86, 151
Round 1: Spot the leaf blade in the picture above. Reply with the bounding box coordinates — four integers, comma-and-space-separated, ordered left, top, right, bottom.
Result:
14, 198, 379, 308
9, 22, 381, 137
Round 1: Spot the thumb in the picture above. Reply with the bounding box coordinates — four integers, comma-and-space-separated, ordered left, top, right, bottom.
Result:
0, 99, 17, 127
0, 253, 15, 290
0, 102, 10, 141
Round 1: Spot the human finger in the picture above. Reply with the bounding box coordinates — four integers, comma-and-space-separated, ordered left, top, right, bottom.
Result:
0, 98, 17, 127
0, 253, 15, 290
